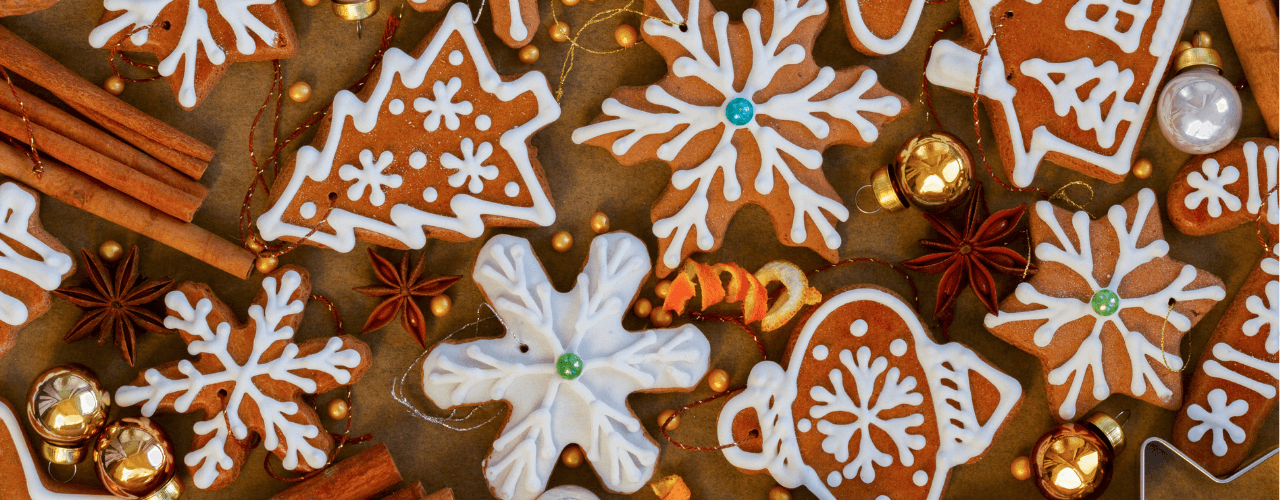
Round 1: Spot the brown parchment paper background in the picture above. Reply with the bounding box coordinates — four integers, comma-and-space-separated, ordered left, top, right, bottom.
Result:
0, 0, 1276, 498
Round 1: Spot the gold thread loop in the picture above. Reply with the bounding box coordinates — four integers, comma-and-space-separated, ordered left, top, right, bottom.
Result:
1049, 181, 1095, 212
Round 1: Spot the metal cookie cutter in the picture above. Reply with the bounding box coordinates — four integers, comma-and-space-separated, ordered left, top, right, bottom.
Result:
1140, 437, 1279, 499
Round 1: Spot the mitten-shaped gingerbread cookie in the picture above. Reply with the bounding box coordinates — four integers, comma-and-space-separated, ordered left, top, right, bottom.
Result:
1169, 139, 1278, 476
0, 181, 74, 359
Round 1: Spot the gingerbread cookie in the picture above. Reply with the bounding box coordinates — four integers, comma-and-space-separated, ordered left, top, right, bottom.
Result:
573, 0, 907, 277
0, 397, 115, 499
718, 285, 1022, 500
421, 233, 711, 500
841, 0, 926, 55
984, 189, 1225, 421
1169, 139, 1278, 476
0, 0, 59, 16
257, 3, 558, 252
405, 0, 537, 48
88, 0, 298, 109
925, 0, 1191, 187
114, 266, 372, 489
0, 181, 75, 360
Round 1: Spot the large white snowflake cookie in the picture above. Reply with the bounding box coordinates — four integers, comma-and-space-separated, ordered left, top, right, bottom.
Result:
421, 232, 711, 500
718, 285, 1022, 500
257, 3, 559, 253
0, 181, 75, 360
985, 188, 1225, 422
572, 0, 907, 277
114, 266, 372, 489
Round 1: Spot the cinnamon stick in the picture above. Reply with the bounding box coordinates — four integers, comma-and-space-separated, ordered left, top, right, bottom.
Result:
383, 484, 453, 500
268, 444, 402, 500
0, 26, 215, 162
0, 107, 202, 221
0, 86, 207, 198
73, 104, 210, 180
0, 143, 253, 279
1218, 0, 1279, 137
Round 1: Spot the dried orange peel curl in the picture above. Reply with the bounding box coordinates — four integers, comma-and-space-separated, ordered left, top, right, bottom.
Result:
662, 260, 819, 331
649, 474, 691, 500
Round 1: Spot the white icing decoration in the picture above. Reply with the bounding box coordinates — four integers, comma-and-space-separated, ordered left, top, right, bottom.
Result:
477, 114, 492, 131
0, 182, 73, 326
0, 401, 116, 499
89, 0, 284, 108
797, 418, 811, 432
913, 470, 928, 486
338, 149, 402, 207
1020, 58, 1141, 149
505, 182, 520, 197
389, 99, 405, 115
826, 471, 841, 487
441, 139, 498, 194
421, 233, 711, 500
1184, 159, 1241, 217
717, 287, 1022, 500
535, 485, 600, 500
984, 189, 1226, 420
1065, 0, 1154, 53
1186, 389, 1249, 457
423, 187, 438, 202
924, 0, 1192, 187
891, 338, 908, 357
255, 4, 559, 250
812, 344, 828, 360
415, 78, 474, 132
449, 50, 463, 65
1199, 244, 1279, 409
1202, 343, 1278, 399
299, 202, 316, 219
115, 270, 365, 489
842, 0, 924, 55
409, 151, 428, 169
849, 319, 868, 337
571, 0, 902, 269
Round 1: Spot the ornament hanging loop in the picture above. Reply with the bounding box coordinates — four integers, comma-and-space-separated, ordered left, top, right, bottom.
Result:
46, 462, 75, 483
854, 184, 880, 214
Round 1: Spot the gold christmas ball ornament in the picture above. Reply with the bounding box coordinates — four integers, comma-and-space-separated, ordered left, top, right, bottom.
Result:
614, 24, 638, 48
26, 364, 111, 464
550, 21, 571, 43
869, 131, 973, 213
590, 212, 610, 234
1132, 158, 1153, 179
326, 398, 350, 420
654, 280, 672, 299
707, 368, 730, 393
430, 294, 452, 317
255, 255, 280, 274
768, 486, 792, 500
1011, 455, 1032, 481
518, 45, 540, 64
657, 409, 679, 430
98, 240, 124, 263
93, 417, 181, 500
1030, 411, 1128, 500
103, 75, 126, 96
288, 81, 312, 102
649, 307, 673, 327
331, 0, 379, 37
560, 444, 584, 468
633, 297, 652, 318
552, 230, 573, 252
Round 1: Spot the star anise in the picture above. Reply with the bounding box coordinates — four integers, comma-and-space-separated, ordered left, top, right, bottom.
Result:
902, 182, 1036, 326
354, 248, 461, 348
53, 246, 174, 366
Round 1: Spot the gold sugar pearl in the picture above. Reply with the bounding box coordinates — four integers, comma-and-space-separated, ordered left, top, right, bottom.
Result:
550, 21, 571, 43
301, 0, 321, 5
518, 45, 540, 64
288, 82, 312, 102
560, 444, 584, 468
707, 368, 730, 393
326, 398, 349, 420
98, 240, 124, 263
246, 238, 266, 254
562, 0, 579, 5
1133, 158, 1153, 179
552, 231, 573, 252
633, 298, 653, 318
614, 24, 638, 48
655, 280, 671, 299
657, 409, 679, 430
430, 294, 452, 317
650, 307, 673, 327
103, 75, 125, 96
768, 486, 792, 500
255, 255, 280, 274
1011, 456, 1032, 481
590, 212, 610, 234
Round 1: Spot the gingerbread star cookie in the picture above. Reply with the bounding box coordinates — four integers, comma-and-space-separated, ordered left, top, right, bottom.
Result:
841, 0, 927, 55
925, 0, 1191, 187
422, 233, 711, 500
0, 181, 75, 360
718, 285, 1022, 500
88, 0, 298, 109
114, 266, 372, 489
405, 0, 537, 48
257, 3, 558, 252
573, 0, 907, 277
985, 189, 1225, 421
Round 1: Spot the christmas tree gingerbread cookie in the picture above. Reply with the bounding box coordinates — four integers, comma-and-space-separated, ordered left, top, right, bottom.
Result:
925, 0, 1192, 187
114, 266, 372, 489
573, 0, 907, 277
421, 233, 711, 500
1168, 139, 1278, 475
0, 181, 75, 360
89, 0, 298, 109
985, 189, 1225, 421
717, 285, 1022, 500
257, 4, 558, 252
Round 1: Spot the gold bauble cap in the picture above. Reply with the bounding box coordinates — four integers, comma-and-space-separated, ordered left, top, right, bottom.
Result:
1084, 410, 1128, 454
872, 132, 973, 213
26, 364, 110, 465
94, 417, 180, 500
331, 0, 378, 21
1173, 31, 1223, 74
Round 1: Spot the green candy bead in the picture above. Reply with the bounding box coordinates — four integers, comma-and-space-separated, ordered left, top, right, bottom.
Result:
556, 352, 584, 380
1091, 289, 1120, 316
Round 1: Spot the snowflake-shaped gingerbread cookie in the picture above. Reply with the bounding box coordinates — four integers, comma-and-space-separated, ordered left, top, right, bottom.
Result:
573, 0, 907, 277
257, 4, 558, 252
0, 182, 74, 360
985, 189, 1225, 421
115, 266, 371, 489
421, 233, 711, 500
718, 285, 1022, 500
89, 0, 298, 109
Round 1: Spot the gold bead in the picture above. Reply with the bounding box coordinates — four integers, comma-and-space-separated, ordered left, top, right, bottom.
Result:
707, 368, 730, 393
518, 45, 540, 64
562, 0, 578, 5
633, 298, 653, 318
430, 294, 452, 317
1133, 158, 1153, 179
768, 486, 792, 500
1193, 31, 1212, 48
550, 21, 570, 43
301, 0, 321, 6
26, 365, 111, 465
590, 212, 610, 234
657, 409, 679, 430
103, 75, 125, 96
560, 444, 584, 468
552, 231, 573, 252
614, 24, 638, 48
1011, 455, 1032, 481
650, 307, 673, 327
655, 280, 672, 299
93, 417, 180, 499
246, 238, 266, 254
288, 82, 312, 102
255, 255, 279, 274
98, 240, 124, 263
326, 398, 350, 420
1175, 41, 1193, 54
